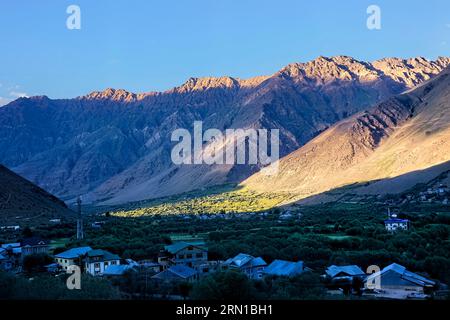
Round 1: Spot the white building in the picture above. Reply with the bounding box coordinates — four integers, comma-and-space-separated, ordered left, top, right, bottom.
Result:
384, 218, 409, 232
84, 249, 121, 276
54, 246, 92, 271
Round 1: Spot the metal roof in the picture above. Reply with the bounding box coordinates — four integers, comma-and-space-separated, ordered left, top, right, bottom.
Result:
326, 265, 365, 278
264, 260, 304, 277
365, 263, 435, 287
384, 219, 409, 223
223, 253, 267, 268
86, 249, 120, 261
164, 241, 206, 254
103, 264, 134, 276
152, 265, 197, 280
55, 246, 92, 259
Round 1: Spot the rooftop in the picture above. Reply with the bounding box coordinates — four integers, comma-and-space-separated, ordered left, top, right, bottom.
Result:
366, 263, 435, 287
326, 265, 365, 278
264, 260, 304, 277
55, 246, 92, 259
21, 237, 49, 247
152, 265, 198, 280
164, 241, 207, 254
86, 249, 120, 261
223, 253, 267, 268
103, 264, 134, 276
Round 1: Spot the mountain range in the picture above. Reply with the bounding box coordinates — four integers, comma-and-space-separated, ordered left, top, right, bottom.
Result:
0, 56, 449, 205
243, 65, 450, 204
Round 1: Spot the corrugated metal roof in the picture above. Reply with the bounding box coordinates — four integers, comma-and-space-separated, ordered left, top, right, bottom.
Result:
223, 253, 267, 268
152, 265, 197, 280
55, 246, 92, 259
264, 260, 304, 277
365, 263, 435, 287
164, 241, 206, 254
326, 265, 365, 278
103, 264, 134, 276
86, 249, 120, 261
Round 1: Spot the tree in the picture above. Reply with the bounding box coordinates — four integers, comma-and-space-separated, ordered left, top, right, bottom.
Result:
190, 271, 256, 300
22, 254, 53, 274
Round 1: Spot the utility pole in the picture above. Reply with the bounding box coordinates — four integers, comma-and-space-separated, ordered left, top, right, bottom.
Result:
76, 196, 84, 240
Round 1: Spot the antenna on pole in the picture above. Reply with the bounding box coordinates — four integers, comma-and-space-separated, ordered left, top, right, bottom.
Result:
76, 196, 84, 240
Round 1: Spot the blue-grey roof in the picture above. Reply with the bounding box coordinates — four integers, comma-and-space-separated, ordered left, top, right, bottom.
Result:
1, 243, 20, 249
384, 219, 409, 223
152, 265, 197, 280
0, 254, 6, 261
55, 246, 92, 259
164, 241, 206, 254
86, 249, 121, 261
326, 265, 365, 278
366, 263, 435, 287
223, 253, 267, 268
264, 260, 304, 277
103, 264, 134, 276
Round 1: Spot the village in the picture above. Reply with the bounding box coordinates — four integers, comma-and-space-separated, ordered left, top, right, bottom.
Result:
0, 205, 448, 300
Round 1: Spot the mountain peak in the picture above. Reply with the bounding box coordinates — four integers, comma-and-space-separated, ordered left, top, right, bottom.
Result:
173, 76, 240, 93
82, 88, 139, 102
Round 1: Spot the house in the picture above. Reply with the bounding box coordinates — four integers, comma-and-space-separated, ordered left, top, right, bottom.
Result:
84, 249, 121, 276
324, 265, 366, 282
437, 184, 448, 195
54, 246, 92, 271
21, 237, 50, 257
263, 260, 306, 278
222, 253, 267, 279
364, 263, 435, 299
384, 209, 409, 232
152, 265, 198, 283
384, 218, 409, 232
162, 241, 208, 270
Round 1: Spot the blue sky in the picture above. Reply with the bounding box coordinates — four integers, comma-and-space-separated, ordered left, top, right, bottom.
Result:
0, 0, 449, 105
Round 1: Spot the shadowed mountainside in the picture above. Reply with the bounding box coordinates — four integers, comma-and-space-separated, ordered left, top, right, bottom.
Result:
0, 165, 75, 223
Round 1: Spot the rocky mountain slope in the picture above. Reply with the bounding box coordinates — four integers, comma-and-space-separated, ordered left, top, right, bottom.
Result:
242, 65, 450, 204
0, 165, 74, 223
0, 56, 448, 205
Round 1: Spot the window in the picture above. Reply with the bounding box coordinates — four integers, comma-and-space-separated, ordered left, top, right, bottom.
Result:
186, 254, 192, 259
196, 253, 203, 258
94, 263, 100, 269
111, 261, 117, 265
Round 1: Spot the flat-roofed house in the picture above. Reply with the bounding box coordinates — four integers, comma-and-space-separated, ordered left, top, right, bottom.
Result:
263, 260, 306, 278
54, 246, 92, 271
364, 263, 435, 299
222, 253, 267, 279
84, 249, 121, 276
